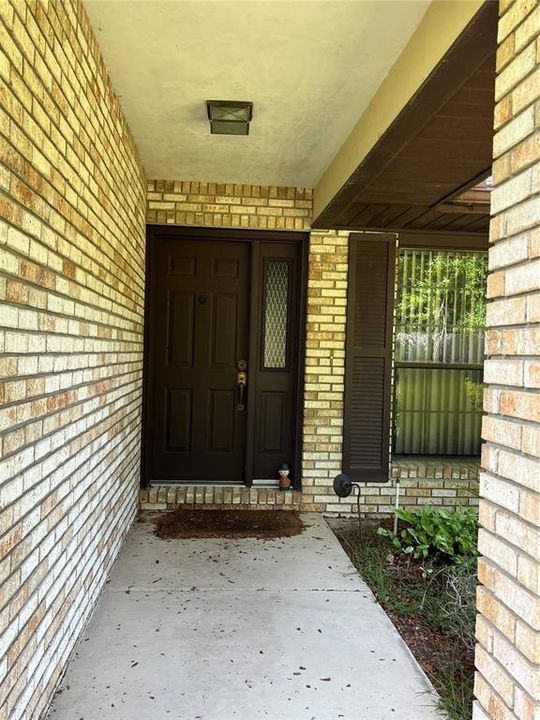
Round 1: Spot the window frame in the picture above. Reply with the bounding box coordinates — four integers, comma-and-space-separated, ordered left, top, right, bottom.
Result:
393, 236, 488, 457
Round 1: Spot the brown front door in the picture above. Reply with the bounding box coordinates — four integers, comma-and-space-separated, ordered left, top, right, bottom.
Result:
147, 238, 250, 482
145, 227, 305, 486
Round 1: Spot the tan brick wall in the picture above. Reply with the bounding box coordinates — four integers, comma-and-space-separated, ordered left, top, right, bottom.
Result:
388, 460, 479, 511
144, 193, 481, 515
474, 1, 540, 718
147, 179, 313, 230
0, 1, 146, 718
141, 463, 479, 514
301, 230, 350, 512
300, 232, 479, 514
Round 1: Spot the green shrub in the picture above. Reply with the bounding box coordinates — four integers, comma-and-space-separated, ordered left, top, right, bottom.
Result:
377, 507, 478, 563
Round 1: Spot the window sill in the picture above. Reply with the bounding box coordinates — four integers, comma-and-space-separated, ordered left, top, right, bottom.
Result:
391, 456, 480, 480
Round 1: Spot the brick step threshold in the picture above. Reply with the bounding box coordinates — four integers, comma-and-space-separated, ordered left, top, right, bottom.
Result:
140, 459, 480, 513
140, 485, 308, 512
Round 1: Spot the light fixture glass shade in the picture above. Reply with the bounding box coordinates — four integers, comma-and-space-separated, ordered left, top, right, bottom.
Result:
206, 100, 253, 135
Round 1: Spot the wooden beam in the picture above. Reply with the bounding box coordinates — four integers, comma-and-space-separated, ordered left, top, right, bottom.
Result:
313, 0, 497, 230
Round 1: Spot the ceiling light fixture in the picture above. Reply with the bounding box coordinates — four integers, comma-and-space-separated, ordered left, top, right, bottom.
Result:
206, 100, 253, 135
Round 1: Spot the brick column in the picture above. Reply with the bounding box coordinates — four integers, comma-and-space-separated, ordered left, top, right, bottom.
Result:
474, 2, 540, 718
301, 230, 351, 512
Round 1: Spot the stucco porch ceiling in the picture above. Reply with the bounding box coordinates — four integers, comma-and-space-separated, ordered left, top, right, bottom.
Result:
84, 0, 431, 187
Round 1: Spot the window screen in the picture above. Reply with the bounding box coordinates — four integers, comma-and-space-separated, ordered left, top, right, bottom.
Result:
394, 249, 487, 456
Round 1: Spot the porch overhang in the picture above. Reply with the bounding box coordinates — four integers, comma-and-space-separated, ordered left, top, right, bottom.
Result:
313, 0, 497, 236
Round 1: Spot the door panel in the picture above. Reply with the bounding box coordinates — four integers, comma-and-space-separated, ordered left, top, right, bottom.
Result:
208, 389, 235, 451
166, 388, 192, 451
252, 243, 301, 479
211, 294, 238, 367
260, 392, 286, 452
148, 238, 250, 482
168, 292, 195, 366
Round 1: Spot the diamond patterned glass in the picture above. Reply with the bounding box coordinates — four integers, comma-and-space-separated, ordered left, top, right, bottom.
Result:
263, 261, 289, 369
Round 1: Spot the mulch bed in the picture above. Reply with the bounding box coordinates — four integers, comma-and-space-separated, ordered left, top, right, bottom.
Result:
384, 599, 469, 684
151, 508, 305, 540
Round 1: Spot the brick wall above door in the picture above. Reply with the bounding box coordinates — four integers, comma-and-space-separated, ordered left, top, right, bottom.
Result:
147, 180, 313, 231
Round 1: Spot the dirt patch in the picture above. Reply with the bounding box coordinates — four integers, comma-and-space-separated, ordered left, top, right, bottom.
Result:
385, 604, 472, 684
151, 508, 305, 540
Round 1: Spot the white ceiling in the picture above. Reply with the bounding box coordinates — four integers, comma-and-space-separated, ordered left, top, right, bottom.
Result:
85, 0, 431, 187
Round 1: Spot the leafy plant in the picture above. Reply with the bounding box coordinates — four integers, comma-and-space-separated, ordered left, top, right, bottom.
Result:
377, 507, 478, 563
464, 375, 485, 412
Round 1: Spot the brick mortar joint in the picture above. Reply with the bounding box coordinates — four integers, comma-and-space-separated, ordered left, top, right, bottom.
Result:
477, 594, 540, 675
478, 523, 540, 566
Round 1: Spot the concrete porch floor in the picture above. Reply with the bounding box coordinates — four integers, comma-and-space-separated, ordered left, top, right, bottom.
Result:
46, 513, 443, 720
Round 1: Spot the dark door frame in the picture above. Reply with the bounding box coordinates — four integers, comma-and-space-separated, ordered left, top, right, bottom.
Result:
141, 225, 309, 490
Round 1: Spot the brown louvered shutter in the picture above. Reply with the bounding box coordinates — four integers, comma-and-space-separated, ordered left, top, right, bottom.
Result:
343, 234, 396, 482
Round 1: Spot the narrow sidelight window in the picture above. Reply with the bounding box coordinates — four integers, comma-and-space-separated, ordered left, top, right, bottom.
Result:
262, 260, 289, 369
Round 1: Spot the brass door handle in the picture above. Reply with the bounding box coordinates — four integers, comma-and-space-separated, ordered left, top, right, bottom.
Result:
237, 370, 247, 411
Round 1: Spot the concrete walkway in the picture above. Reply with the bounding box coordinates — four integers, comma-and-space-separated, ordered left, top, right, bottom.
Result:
47, 513, 442, 720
